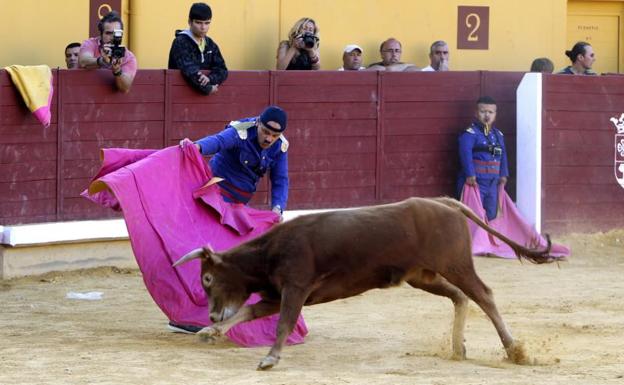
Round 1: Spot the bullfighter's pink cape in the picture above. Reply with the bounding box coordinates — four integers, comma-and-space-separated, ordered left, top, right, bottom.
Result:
460, 184, 570, 258
83, 144, 308, 347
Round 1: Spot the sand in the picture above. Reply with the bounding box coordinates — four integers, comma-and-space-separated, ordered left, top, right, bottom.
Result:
1, 230, 623, 385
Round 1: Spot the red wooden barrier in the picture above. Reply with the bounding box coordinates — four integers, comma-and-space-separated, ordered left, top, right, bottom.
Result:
0, 69, 521, 226
542, 74, 624, 233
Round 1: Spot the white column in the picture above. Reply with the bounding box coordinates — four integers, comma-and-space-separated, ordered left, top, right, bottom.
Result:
516, 73, 542, 233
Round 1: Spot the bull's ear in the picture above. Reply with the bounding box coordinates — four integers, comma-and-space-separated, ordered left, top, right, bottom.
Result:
202, 244, 224, 267
206, 252, 223, 267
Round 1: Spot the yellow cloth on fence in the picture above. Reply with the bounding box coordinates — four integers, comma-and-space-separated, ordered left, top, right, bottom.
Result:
4, 65, 53, 127
5, 65, 52, 111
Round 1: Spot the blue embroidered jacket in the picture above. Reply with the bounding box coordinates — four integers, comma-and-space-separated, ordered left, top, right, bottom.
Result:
458, 120, 509, 181
195, 117, 289, 210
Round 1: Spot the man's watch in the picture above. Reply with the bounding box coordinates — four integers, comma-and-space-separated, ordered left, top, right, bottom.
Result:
113, 69, 123, 77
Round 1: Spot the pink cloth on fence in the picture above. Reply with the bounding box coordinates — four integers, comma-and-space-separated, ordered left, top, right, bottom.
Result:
460, 184, 570, 259
82, 144, 308, 347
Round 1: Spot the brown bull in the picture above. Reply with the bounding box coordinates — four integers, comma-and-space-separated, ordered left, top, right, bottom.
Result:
174, 197, 557, 370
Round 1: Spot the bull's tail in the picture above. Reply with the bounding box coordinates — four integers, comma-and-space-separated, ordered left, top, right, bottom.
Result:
434, 197, 558, 264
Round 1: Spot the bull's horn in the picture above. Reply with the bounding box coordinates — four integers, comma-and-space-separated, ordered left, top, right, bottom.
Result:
172, 247, 205, 267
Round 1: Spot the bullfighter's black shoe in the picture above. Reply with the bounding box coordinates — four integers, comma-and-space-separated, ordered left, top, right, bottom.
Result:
167, 322, 203, 334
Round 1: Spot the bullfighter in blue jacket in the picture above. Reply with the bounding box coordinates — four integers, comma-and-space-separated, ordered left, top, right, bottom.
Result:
457, 96, 509, 220
189, 106, 289, 217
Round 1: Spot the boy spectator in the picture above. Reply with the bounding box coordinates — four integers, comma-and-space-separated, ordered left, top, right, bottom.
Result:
65, 42, 81, 69
168, 2, 228, 95
79, 11, 137, 93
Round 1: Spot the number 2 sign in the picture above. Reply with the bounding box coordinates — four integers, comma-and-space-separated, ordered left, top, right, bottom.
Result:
457, 6, 489, 50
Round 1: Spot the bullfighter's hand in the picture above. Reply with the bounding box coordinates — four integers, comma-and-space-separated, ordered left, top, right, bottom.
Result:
499, 176, 507, 185
179, 138, 200, 151
466, 176, 477, 186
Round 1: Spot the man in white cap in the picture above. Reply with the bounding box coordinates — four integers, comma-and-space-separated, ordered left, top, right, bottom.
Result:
339, 44, 365, 71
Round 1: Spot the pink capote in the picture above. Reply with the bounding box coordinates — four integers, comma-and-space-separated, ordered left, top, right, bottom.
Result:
83, 144, 308, 347
460, 184, 570, 258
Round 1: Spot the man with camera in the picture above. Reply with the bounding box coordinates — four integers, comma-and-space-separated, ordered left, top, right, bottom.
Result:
457, 96, 509, 221
168, 3, 228, 95
79, 11, 137, 93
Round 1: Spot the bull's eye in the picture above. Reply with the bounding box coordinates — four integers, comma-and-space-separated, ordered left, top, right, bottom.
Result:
202, 274, 213, 287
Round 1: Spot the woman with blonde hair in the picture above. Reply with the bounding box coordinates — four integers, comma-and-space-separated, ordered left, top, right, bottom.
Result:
276, 17, 320, 70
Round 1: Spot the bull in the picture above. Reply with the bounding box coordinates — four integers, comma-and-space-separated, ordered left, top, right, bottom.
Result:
174, 197, 557, 370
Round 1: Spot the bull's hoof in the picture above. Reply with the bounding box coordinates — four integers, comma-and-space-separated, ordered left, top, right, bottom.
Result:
451, 344, 467, 360
197, 326, 221, 343
506, 342, 531, 365
257, 355, 279, 370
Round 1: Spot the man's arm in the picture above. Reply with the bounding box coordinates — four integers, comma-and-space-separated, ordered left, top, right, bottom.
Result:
498, 130, 509, 179
112, 52, 137, 94
206, 40, 228, 86
458, 132, 477, 182
365, 63, 387, 71
79, 51, 100, 69
269, 150, 289, 211
79, 39, 102, 69
194, 126, 240, 155
170, 37, 214, 94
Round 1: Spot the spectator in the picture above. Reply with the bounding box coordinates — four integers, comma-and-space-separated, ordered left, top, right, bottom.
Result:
422, 40, 450, 71
530, 57, 554, 73
168, 2, 228, 95
339, 44, 364, 71
366, 38, 419, 71
276, 18, 320, 70
79, 11, 137, 93
457, 96, 509, 221
558, 41, 596, 75
64, 42, 81, 69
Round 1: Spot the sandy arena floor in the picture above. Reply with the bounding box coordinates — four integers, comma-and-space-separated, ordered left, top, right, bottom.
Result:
1, 230, 623, 385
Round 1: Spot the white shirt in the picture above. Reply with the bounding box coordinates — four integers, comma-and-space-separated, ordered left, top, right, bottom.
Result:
421, 65, 435, 72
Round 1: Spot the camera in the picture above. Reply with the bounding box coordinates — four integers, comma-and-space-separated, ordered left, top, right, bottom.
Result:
111, 29, 126, 59
301, 33, 318, 49
489, 145, 503, 157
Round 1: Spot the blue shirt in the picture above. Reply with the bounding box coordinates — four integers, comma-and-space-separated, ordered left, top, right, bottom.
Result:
458, 121, 509, 180
195, 117, 289, 210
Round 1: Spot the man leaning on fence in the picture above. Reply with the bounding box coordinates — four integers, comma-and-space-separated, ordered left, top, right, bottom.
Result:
168, 2, 228, 95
